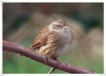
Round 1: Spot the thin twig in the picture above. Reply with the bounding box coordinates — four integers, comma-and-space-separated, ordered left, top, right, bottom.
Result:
3, 40, 97, 74
48, 67, 55, 74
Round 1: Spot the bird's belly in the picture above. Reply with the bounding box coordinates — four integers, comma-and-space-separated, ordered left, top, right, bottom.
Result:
53, 44, 70, 57
53, 32, 72, 57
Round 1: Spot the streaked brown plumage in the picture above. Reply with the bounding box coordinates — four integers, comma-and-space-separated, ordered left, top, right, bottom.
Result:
30, 19, 73, 59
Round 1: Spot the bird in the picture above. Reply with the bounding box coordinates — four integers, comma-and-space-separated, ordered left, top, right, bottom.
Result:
30, 19, 73, 73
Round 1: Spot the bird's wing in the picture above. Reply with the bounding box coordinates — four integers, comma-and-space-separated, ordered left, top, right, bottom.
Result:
30, 26, 50, 50
39, 31, 60, 57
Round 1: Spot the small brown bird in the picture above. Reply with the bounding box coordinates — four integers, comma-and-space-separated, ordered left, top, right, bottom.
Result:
30, 19, 73, 73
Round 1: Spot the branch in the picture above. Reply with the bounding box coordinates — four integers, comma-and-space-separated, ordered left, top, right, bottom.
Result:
3, 40, 97, 74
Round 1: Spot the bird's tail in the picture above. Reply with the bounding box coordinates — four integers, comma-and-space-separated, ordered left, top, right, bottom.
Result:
29, 45, 35, 51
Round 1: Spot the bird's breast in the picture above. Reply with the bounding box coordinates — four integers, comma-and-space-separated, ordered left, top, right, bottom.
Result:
53, 30, 72, 57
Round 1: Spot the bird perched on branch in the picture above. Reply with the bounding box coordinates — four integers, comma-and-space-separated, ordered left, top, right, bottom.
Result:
30, 19, 73, 73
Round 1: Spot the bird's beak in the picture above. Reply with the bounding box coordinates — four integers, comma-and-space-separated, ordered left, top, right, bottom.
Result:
63, 26, 68, 31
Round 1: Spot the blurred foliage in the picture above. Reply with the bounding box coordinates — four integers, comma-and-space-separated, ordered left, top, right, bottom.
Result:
3, 3, 103, 74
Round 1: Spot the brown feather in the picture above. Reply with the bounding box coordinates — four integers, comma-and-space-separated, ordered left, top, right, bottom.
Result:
30, 26, 49, 50
37, 31, 60, 58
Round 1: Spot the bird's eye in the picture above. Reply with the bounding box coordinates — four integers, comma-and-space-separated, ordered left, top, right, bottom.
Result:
57, 25, 61, 27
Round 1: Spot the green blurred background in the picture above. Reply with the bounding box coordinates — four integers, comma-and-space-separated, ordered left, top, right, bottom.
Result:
3, 3, 103, 74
